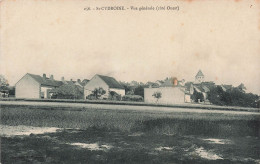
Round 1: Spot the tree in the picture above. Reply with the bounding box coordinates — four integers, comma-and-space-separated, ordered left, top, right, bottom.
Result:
120, 82, 132, 94
207, 85, 259, 108
51, 84, 83, 99
0, 75, 9, 86
191, 89, 204, 103
108, 91, 121, 101
238, 83, 246, 93
152, 91, 162, 103
134, 85, 145, 97
0, 75, 9, 97
126, 90, 134, 95
92, 87, 106, 99
207, 86, 225, 105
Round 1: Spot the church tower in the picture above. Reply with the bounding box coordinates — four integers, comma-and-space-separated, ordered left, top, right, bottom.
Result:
195, 70, 204, 84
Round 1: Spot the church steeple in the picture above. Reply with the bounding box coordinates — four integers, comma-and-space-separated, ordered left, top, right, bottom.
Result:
195, 70, 204, 83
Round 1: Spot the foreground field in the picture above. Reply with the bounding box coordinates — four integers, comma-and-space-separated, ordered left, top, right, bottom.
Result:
1, 105, 260, 163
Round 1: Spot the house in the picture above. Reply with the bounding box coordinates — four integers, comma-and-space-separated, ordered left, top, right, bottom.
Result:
185, 70, 215, 102
144, 77, 189, 104
84, 74, 125, 99
15, 73, 63, 99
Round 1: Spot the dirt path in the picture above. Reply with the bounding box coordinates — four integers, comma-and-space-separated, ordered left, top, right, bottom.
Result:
0, 125, 60, 137
1, 101, 260, 115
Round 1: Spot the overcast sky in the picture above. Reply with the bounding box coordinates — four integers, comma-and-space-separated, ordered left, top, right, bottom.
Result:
0, 0, 260, 94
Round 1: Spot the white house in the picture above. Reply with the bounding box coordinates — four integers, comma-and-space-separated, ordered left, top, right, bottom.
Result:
144, 78, 190, 104
84, 74, 125, 99
15, 73, 63, 99
144, 87, 187, 104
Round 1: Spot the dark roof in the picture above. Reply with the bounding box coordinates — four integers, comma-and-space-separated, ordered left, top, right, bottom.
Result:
220, 85, 232, 92
222, 85, 232, 90
65, 81, 75, 85
28, 73, 63, 87
193, 83, 212, 93
185, 82, 193, 91
97, 75, 124, 89
196, 70, 204, 77
160, 78, 181, 87
201, 81, 215, 86
79, 79, 89, 86
160, 78, 174, 87
145, 82, 159, 87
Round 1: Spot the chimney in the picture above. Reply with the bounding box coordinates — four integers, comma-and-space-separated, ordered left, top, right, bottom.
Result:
61, 77, 65, 81
77, 79, 81, 83
174, 79, 178, 86
173, 77, 178, 86
50, 75, 54, 80
43, 73, 46, 79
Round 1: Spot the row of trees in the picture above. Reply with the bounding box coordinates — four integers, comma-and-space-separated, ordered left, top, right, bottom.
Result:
86, 87, 144, 102
207, 85, 259, 108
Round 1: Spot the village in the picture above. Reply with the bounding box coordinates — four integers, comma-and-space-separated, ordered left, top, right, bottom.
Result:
1, 70, 260, 164
1, 70, 258, 108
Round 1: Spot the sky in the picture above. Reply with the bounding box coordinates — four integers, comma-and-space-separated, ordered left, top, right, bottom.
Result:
0, 0, 260, 94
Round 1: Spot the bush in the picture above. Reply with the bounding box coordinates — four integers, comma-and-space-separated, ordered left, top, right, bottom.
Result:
92, 87, 106, 99
152, 91, 162, 103
50, 84, 83, 99
86, 94, 97, 100
108, 91, 121, 101
122, 95, 143, 102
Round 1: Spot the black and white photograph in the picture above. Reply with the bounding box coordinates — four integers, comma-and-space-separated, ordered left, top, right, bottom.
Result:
0, 0, 260, 163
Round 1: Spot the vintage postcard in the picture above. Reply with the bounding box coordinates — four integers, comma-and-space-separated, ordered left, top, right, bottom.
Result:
0, 0, 260, 163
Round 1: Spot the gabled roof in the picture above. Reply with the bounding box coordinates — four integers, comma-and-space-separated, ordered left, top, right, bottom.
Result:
201, 85, 210, 92
220, 85, 232, 92
222, 85, 232, 90
64, 81, 75, 85
193, 83, 212, 93
97, 74, 124, 89
155, 80, 164, 85
193, 85, 204, 93
79, 79, 89, 86
185, 82, 193, 90
201, 81, 215, 86
196, 70, 204, 77
27, 73, 63, 87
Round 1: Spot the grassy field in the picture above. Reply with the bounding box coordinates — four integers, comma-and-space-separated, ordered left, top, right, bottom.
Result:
1, 105, 260, 163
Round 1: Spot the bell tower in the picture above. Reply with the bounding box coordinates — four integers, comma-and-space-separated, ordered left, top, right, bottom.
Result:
195, 70, 204, 84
